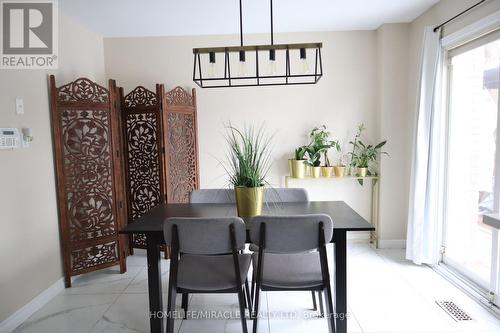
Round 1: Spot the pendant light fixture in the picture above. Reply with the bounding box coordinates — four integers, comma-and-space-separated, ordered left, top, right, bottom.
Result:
192, 0, 323, 88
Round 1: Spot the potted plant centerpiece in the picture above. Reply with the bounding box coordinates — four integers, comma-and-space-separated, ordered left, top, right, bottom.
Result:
349, 124, 387, 177
289, 145, 308, 178
307, 125, 339, 178
224, 125, 273, 218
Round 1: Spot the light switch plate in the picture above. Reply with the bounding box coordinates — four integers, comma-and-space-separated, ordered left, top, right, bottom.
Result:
15, 97, 24, 114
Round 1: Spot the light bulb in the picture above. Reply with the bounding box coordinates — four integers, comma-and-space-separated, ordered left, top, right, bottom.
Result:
208, 51, 216, 77
208, 63, 216, 77
239, 61, 248, 76
238, 50, 248, 76
268, 49, 276, 75
301, 58, 310, 74
268, 60, 277, 75
300, 48, 309, 74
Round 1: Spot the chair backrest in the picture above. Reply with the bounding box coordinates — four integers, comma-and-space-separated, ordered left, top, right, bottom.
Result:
189, 189, 235, 204
164, 217, 246, 254
264, 188, 308, 203
250, 214, 333, 253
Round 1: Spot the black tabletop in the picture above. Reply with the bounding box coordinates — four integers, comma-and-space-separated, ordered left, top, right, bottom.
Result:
120, 201, 374, 234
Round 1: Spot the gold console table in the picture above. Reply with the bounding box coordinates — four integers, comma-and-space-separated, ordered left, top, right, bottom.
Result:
285, 175, 380, 247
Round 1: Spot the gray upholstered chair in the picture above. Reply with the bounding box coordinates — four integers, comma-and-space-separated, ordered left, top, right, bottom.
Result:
263, 187, 308, 203
251, 188, 324, 314
164, 217, 251, 333
250, 214, 335, 333
189, 188, 236, 204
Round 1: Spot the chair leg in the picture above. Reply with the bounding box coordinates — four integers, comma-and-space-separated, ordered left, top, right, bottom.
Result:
318, 291, 324, 317
245, 280, 253, 311
236, 284, 249, 333
166, 286, 177, 333
323, 286, 336, 333
252, 288, 260, 333
182, 293, 189, 319
311, 291, 317, 311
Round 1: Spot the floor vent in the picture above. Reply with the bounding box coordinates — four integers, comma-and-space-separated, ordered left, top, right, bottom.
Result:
436, 301, 473, 321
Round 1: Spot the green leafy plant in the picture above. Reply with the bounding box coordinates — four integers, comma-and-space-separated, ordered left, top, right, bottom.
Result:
348, 124, 365, 170
306, 125, 340, 167
294, 146, 308, 160
350, 140, 387, 169
223, 125, 273, 188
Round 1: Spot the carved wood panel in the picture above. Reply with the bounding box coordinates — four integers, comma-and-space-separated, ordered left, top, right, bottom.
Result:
164, 87, 199, 203
50, 76, 127, 287
120, 86, 166, 250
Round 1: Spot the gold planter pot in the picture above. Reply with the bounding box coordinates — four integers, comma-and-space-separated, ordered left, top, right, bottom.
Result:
334, 166, 346, 178
290, 159, 306, 178
235, 186, 264, 218
311, 166, 321, 178
321, 166, 334, 178
357, 167, 368, 177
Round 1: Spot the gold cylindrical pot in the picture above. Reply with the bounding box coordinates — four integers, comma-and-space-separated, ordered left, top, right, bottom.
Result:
357, 167, 368, 177
311, 166, 321, 178
321, 166, 334, 178
334, 166, 346, 178
290, 159, 306, 178
235, 186, 264, 218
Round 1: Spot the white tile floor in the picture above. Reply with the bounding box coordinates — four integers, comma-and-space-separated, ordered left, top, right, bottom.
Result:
12, 241, 500, 333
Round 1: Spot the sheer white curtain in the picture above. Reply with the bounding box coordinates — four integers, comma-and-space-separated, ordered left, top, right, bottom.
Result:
406, 26, 446, 265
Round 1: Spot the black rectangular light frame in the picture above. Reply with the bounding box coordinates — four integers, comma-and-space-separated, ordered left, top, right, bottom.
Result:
192, 42, 323, 88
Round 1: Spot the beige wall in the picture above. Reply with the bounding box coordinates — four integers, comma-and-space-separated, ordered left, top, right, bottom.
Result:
0, 12, 105, 322
104, 31, 380, 222
376, 23, 411, 244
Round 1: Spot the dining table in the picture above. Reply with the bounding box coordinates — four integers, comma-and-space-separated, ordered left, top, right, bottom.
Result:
120, 200, 374, 333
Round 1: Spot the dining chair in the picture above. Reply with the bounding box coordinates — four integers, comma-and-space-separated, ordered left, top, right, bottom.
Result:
264, 187, 308, 203
163, 217, 251, 333
252, 188, 323, 315
250, 214, 335, 333
188, 188, 252, 314
189, 188, 236, 203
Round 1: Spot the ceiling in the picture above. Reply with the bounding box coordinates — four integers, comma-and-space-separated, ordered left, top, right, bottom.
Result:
60, 0, 440, 38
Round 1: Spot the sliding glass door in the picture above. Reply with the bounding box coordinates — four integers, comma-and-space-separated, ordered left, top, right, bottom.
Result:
443, 33, 500, 306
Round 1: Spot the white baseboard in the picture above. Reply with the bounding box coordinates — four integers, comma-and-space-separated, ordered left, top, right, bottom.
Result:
347, 231, 370, 240
377, 239, 406, 249
0, 277, 65, 333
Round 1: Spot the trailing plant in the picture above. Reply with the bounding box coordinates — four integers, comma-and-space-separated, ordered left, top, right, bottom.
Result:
307, 125, 340, 167
223, 124, 273, 188
294, 145, 308, 160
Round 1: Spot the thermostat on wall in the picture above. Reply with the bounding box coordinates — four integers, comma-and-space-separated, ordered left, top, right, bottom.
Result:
0, 128, 20, 150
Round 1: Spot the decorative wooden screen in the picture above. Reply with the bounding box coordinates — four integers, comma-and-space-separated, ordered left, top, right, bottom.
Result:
49, 76, 127, 287
163, 87, 200, 203
119, 85, 166, 251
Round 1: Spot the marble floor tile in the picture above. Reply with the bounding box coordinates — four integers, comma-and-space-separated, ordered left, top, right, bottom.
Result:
90, 293, 183, 333
13, 294, 118, 333
10, 241, 500, 333
179, 293, 264, 333
123, 265, 170, 294
62, 265, 143, 295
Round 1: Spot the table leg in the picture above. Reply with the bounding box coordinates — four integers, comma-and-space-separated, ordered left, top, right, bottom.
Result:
333, 230, 347, 333
146, 234, 164, 333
